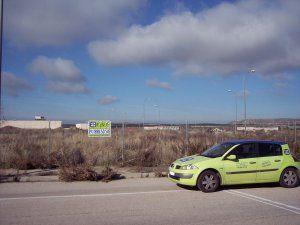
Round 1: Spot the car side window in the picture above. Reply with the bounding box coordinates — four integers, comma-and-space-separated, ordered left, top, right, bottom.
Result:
229, 143, 258, 159
259, 143, 282, 157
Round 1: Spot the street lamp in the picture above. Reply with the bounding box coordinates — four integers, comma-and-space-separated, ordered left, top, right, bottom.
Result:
143, 97, 151, 128
111, 108, 126, 162
243, 69, 255, 133
153, 104, 161, 126
227, 89, 237, 134
153, 103, 162, 165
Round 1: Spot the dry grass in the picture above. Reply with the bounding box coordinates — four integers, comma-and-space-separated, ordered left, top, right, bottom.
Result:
0, 126, 299, 171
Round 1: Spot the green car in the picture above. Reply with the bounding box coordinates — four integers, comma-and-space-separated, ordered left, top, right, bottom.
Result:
168, 140, 300, 192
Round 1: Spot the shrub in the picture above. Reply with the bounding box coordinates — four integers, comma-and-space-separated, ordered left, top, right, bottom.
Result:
101, 166, 122, 182
59, 164, 99, 182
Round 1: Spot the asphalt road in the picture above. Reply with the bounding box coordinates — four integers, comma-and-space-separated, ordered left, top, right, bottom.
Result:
0, 178, 299, 225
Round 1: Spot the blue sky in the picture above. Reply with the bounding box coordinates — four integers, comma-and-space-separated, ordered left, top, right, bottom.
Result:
2, 0, 300, 123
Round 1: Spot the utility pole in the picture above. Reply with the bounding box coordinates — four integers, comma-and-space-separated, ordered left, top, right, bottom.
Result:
244, 69, 256, 134
154, 104, 161, 164
48, 120, 51, 165
185, 120, 188, 156
143, 103, 145, 128
121, 117, 125, 163
227, 89, 238, 135
143, 98, 150, 130
243, 74, 247, 134
294, 120, 297, 144
0, 0, 4, 120
235, 94, 237, 134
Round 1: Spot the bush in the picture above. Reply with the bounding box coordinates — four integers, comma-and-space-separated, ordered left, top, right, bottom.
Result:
58, 164, 123, 182
59, 164, 100, 182
101, 166, 122, 182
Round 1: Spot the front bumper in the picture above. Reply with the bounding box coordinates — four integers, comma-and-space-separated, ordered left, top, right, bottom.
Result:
169, 172, 193, 180
168, 170, 198, 186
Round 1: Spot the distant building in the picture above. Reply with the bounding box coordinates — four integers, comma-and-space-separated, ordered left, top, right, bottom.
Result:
237, 126, 279, 132
144, 125, 180, 131
34, 115, 45, 120
76, 123, 88, 130
0, 120, 62, 129
212, 128, 224, 134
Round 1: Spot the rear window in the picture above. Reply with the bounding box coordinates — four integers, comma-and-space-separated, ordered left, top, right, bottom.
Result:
259, 143, 282, 157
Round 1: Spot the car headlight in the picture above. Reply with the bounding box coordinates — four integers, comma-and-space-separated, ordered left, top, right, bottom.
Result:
181, 164, 198, 170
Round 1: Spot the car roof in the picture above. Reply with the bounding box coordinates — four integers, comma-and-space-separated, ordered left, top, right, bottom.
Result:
223, 139, 286, 145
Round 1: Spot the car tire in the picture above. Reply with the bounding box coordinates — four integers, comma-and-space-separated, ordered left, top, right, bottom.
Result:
279, 167, 299, 188
197, 170, 220, 193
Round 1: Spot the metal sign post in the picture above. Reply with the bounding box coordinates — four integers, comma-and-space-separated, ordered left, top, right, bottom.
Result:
88, 120, 112, 167
88, 120, 111, 138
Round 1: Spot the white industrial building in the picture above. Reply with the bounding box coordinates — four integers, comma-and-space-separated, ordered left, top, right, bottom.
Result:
0, 120, 62, 129
144, 125, 180, 131
236, 126, 279, 132
76, 123, 88, 130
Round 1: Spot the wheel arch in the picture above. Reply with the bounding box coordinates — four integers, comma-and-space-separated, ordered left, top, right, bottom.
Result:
281, 166, 299, 173
281, 166, 299, 176
197, 168, 223, 185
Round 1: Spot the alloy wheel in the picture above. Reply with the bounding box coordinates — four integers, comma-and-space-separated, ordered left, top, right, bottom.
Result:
202, 174, 216, 190
283, 170, 297, 186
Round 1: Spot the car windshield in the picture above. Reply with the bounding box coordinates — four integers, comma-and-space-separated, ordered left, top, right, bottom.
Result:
201, 143, 235, 158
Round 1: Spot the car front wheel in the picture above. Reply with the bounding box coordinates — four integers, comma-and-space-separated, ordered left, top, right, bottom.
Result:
279, 168, 299, 188
197, 170, 220, 193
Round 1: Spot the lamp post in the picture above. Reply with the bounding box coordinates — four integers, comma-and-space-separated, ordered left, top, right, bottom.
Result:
153, 104, 160, 126
111, 108, 126, 163
143, 97, 151, 129
153, 104, 162, 164
227, 89, 237, 134
243, 69, 255, 134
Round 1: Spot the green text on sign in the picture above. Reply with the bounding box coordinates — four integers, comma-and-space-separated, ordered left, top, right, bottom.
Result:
88, 120, 111, 137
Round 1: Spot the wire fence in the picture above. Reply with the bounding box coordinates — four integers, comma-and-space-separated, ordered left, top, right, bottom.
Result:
0, 120, 299, 171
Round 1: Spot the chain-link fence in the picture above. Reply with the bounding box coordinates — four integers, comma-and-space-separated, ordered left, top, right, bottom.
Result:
0, 120, 299, 171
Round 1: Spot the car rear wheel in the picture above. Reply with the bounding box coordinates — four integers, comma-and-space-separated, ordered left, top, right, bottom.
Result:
279, 168, 299, 188
197, 170, 220, 193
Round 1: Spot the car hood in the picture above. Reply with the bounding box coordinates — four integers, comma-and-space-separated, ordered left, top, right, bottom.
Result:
174, 155, 211, 166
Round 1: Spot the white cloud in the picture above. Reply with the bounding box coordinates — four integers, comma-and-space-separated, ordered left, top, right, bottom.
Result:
88, 0, 300, 77
2, 72, 33, 97
4, 0, 145, 46
30, 56, 85, 82
146, 78, 173, 90
30, 56, 89, 94
46, 82, 89, 94
98, 95, 118, 105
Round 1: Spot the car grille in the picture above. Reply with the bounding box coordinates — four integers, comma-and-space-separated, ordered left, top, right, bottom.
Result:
169, 174, 179, 180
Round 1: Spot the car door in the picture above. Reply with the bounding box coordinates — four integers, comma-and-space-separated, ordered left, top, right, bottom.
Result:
223, 143, 259, 184
256, 143, 283, 182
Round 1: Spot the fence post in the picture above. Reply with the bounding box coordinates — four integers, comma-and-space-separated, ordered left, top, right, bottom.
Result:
294, 120, 297, 144
48, 120, 51, 166
121, 119, 125, 164
185, 120, 188, 156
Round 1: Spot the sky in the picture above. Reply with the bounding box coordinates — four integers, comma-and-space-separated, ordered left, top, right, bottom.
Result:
2, 0, 300, 123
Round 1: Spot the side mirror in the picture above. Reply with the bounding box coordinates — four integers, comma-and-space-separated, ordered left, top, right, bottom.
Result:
227, 154, 237, 161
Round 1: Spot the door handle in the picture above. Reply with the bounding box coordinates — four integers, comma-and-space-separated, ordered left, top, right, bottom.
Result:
274, 159, 281, 162
249, 161, 256, 164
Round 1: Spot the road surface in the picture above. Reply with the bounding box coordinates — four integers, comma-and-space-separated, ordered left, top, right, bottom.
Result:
0, 178, 299, 225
